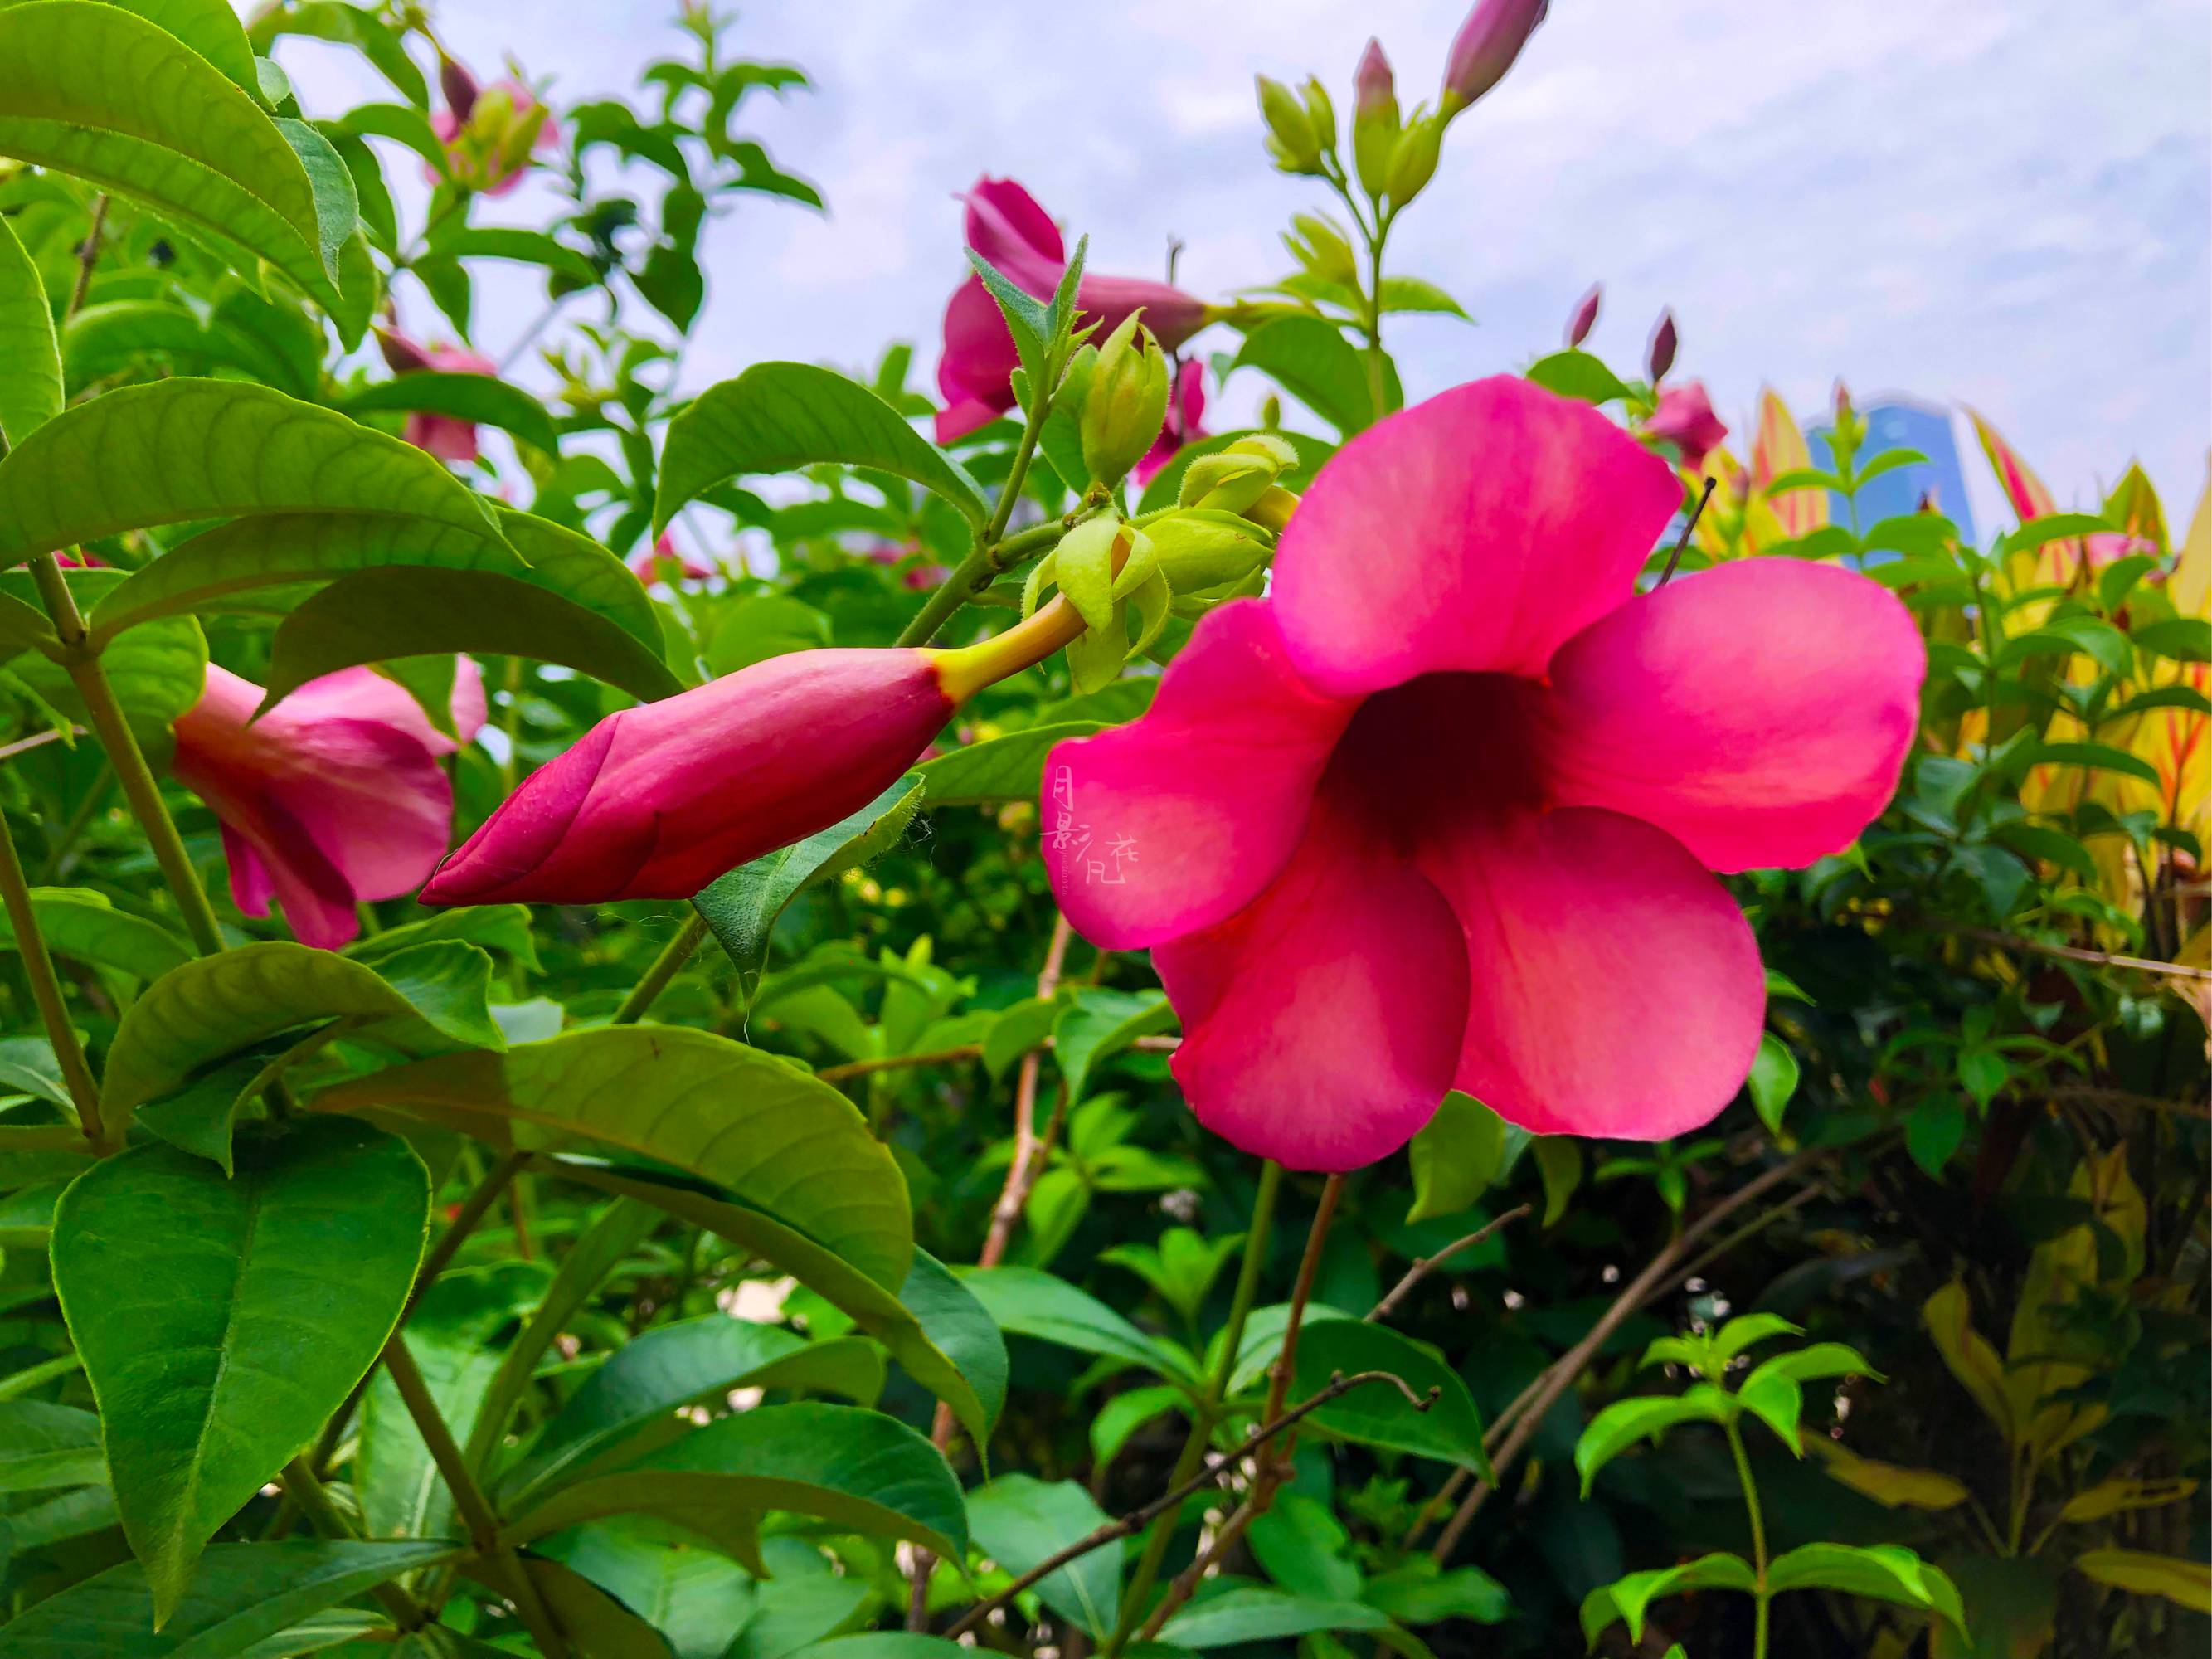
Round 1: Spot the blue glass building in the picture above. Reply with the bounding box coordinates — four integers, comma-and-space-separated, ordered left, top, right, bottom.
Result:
1807, 396, 1978, 546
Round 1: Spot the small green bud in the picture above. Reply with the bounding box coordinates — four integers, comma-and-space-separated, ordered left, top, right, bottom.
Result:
1286, 213, 1359, 290
1301, 76, 1338, 154
1055, 343, 1099, 421
1385, 111, 1445, 204
1351, 38, 1400, 198
1257, 75, 1322, 173
1261, 394, 1283, 431
1079, 313, 1171, 489
1179, 433, 1300, 514
1149, 512, 1273, 596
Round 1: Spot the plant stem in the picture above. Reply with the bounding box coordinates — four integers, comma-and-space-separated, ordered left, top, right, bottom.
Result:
1724, 1418, 1772, 1659
0, 811, 104, 1141
1103, 1160, 1284, 1654
612, 912, 708, 1024
27, 554, 225, 956
66, 194, 109, 320
1368, 1204, 1529, 1323
38, 762, 111, 883
895, 401, 1069, 649
1360, 223, 1391, 426
280, 1458, 428, 1631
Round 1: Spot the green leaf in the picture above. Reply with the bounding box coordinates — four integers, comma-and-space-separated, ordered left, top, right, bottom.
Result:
656, 362, 989, 534
2001, 513, 2111, 553
262, 563, 685, 708
693, 774, 925, 1010
1360, 1560, 1513, 1624
1748, 1033, 1800, 1137
0, 1540, 458, 1658
98, 0, 264, 95
1735, 1366, 1804, 1450
102, 940, 503, 1121
515, 1556, 678, 1659
318, 1025, 912, 1290
1574, 1387, 1734, 1495
1533, 1136, 1582, 1227
500, 1318, 884, 1510
1405, 1091, 1505, 1224
1157, 1584, 1432, 1659
1376, 275, 1471, 319
1767, 1542, 1966, 1631
271, 117, 356, 283
1248, 1491, 1360, 1602
0, 1398, 105, 1495
2072, 1548, 2212, 1614
1710, 1314, 1804, 1363
337, 372, 560, 457
1288, 1320, 1493, 1478
233, 1610, 386, 1658
790, 1637, 965, 1659
500, 1402, 967, 1568
898, 1248, 1007, 1445
348, 905, 542, 974
48, 1119, 430, 1621
5, 568, 207, 748
1232, 316, 1390, 435
914, 722, 1102, 807
0, 1034, 71, 1106
1579, 1553, 1757, 1646
963, 1266, 1201, 1389
982, 993, 1067, 1080
968, 1475, 1118, 1638
1052, 988, 1177, 1106
0, 887, 191, 982
135, 1053, 266, 1175
61, 299, 313, 398
555, 1163, 992, 1457
1524, 349, 1631, 406
425, 225, 600, 287
252, 8, 425, 107
1750, 1340, 1879, 1384
2132, 615, 2212, 664
0, 213, 61, 449
0, 381, 506, 571
532, 1520, 754, 1659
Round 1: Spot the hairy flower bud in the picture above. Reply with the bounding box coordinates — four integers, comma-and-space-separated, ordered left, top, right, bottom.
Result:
1441, 0, 1548, 114
1647, 309, 1678, 382
1565, 282, 1601, 348
1385, 112, 1445, 203
1257, 75, 1323, 173
1179, 433, 1300, 515
1301, 77, 1338, 154
1080, 314, 1171, 489
1351, 39, 1400, 198
1149, 512, 1273, 597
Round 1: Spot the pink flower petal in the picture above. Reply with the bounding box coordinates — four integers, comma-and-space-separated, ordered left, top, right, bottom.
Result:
1043, 600, 1354, 950
1155, 782, 1469, 1173
273, 660, 487, 758
1270, 376, 1681, 693
1420, 804, 1765, 1140
963, 177, 1064, 293
1540, 560, 1926, 871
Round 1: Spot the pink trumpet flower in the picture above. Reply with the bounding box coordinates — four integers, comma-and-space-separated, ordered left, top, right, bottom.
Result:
629, 533, 716, 584
173, 662, 487, 951
1043, 377, 1924, 1171
936, 178, 1208, 445
376, 328, 498, 464
1135, 359, 1210, 485
1645, 380, 1729, 473
430, 57, 560, 197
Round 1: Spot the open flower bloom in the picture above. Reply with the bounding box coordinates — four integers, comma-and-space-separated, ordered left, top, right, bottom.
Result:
173, 663, 487, 951
1043, 377, 1925, 1171
429, 61, 560, 197
1135, 359, 1210, 485
936, 178, 1208, 445
1646, 380, 1728, 474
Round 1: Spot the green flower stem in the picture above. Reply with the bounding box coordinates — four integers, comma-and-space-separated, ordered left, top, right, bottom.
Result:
1723, 1417, 1772, 1659
0, 809, 104, 1142
612, 912, 709, 1026
279, 1458, 427, 1632
1105, 1160, 1284, 1656
895, 400, 1074, 649
26, 553, 225, 956
1360, 227, 1391, 427
37, 760, 110, 883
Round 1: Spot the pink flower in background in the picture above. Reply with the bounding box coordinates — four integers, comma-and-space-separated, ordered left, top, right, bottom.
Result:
422, 650, 955, 905
430, 57, 560, 197
902, 562, 953, 591
173, 663, 487, 951
377, 328, 498, 464
1135, 359, 1210, 485
1645, 380, 1729, 473
629, 533, 716, 584
936, 178, 1209, 445
1044, 377, 1924, 1171
1442, 0, 1549, 108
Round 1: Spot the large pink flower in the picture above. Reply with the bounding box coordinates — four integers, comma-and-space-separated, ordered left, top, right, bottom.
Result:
1043, 377, 1924, 1170
173, 663, 487, 951
936, 178, 1209, 445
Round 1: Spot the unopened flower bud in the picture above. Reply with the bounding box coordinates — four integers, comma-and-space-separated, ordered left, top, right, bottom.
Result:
1054, 343, 1099, 422
1647, 309, 1678, 382
375, 325, 436, 374
1385, 112, 1444, 203
439, 54, 480, 121
1080, 314, 1170, 489
1351, 39, 1400, 198
1441, 0, 1548, 114
1286, 213, 1359, 290
1260, 394, 1282, 431
1179, 433, 1299, 514
1257, 75, 1323, 174
1301, 77, 1338, 154
1565, 283, 1600, 348
1243, 484, 1299, 537
1148, 512, 1272, 596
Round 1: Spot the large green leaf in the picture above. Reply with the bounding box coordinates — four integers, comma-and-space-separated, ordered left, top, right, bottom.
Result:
93, 0, 264, 95
337, 372, 560, 457
102, 941, 503, 1121
693, 773, 925, 1009
62, 300, 315, 399
1232, 317, 1395, 436
1288, 1321, 1494, 1477
48, 1119, 431, 1621
500, 1319, 885, 1509
0, 381, 506, 569
1157, 1584, 1431, 1659
914, 722, 1101, 807
501, 1402, 967, 1568
0, 886, 192, 982
0, 1398, 105, 1495
0, 3, 330, 300
0, 213, 61, 448
655, 362, 989, 533
1767, 1543, 1966, 1632
314, 1025, 912, 1292
963, 1267, 1200, 1389
512, 1557, 677, 1659
1579, 1553, 1757, 1646
1051, 988, 1177, 1107
3, 572, 208, 749
898, 1248, 1007, 1444
262, 563, 684, 708
555, 1164, 993, 1455
0, 1540, 458, 1658
1574, 1386, 1735, 1496
534, 1520, 755, 1659
967, 1475, 1118, 1638
270, 117, 357, 285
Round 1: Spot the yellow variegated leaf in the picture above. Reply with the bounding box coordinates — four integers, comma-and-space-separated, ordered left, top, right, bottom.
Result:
1968, 406, 2059, 526
1754, 387, 1828, 541
2074, 1550, 2212, 1613
1806, 1437, 1971, 1511
2062, 1477, 2196, 1525
1923, 1281, 2015, 1446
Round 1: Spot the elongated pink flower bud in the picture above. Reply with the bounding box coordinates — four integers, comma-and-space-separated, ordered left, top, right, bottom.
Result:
1565, 282, 1600, 348
1442, 0, 1548, 111
1647, 309, 1678, 382
439, 54, 480, 122
1354, 38, 1394, 114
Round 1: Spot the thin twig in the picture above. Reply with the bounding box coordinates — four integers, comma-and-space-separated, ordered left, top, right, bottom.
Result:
1368, 1204, 1531, 1324
0, 727, 84, 763
1655, 476, 1719, 587
66, 195, 109, 319
943, 1370, 1429, 1640
1940, 922, 2212, 985
280, 1459, 428, 1631
819, 1044, 983, 1084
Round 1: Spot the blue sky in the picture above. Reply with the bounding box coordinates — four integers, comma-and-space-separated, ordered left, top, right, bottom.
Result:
279, 0, 2212, 538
